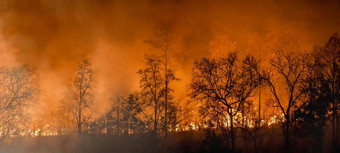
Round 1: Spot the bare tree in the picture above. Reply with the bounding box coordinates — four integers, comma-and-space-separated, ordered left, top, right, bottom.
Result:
0, 65, 38, 139
266, 51, 307, 153
190, 52, 264, 152
64, 59, 94, 135
138, 56, 164, 134
138, 55, 178, 134
145, 21, 175, 135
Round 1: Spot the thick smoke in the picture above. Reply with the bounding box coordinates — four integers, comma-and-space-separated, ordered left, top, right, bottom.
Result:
0, 0, 339, 116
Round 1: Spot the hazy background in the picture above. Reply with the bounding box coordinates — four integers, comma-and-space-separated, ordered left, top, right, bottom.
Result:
0, 0, 339, 118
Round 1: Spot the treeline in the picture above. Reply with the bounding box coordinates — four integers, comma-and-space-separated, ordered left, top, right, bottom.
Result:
0, 23, 339, 153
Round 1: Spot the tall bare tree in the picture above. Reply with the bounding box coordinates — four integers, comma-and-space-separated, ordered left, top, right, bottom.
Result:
145, 21, 175, 135
65, 59, 94, 134
138, 56, 164, 134
138, 55, 177, 134
190, 52, 264, 152
266, 51, 307, 153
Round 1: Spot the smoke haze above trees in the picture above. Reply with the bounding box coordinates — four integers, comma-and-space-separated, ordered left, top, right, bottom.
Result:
0, 0, 340, 123
0, 1, 340, 153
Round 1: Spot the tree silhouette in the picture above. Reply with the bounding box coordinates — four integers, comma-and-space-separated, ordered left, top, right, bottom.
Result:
145, 21, 175, 136
63, 59, 94, 135
88, 94, 146, 135
138, 55, 178, 135
120, 94, 146, 135
138, 56, 165, 134
266, 51, 307, 153
293, 52, 331, 153
318, 33, 340, 153
190, 52, 264, 152
0, 66, 38, 139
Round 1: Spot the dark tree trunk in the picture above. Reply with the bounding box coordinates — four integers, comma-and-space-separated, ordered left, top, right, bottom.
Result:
154, 101, 157, 134
78, 103, 82, 135
230, 113, 236, 152
285, 115, 290, 153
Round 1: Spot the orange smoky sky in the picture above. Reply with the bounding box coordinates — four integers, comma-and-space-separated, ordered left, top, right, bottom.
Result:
0, 0, 340, 116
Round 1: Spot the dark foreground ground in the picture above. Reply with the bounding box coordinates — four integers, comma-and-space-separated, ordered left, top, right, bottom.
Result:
0, 128, 337, 153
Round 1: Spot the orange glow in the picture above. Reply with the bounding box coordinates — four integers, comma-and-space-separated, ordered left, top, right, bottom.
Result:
0, 0, 338, 147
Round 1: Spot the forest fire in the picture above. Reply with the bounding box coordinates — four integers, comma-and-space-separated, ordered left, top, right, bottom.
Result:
267, 115, 280, 126
0, 0, 340, 153
33, 128, 41, 137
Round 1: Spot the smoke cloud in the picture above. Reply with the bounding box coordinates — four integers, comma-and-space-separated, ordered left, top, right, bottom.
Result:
0, 0, 339, 116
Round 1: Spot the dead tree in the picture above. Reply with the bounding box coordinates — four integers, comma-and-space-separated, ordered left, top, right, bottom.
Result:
266, 51, 307, 153
0, 66, 38, 139
190, 52, 264, 152
145, 21, 175, 135
64, 59, 94, 135
138, 56, 165, 134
